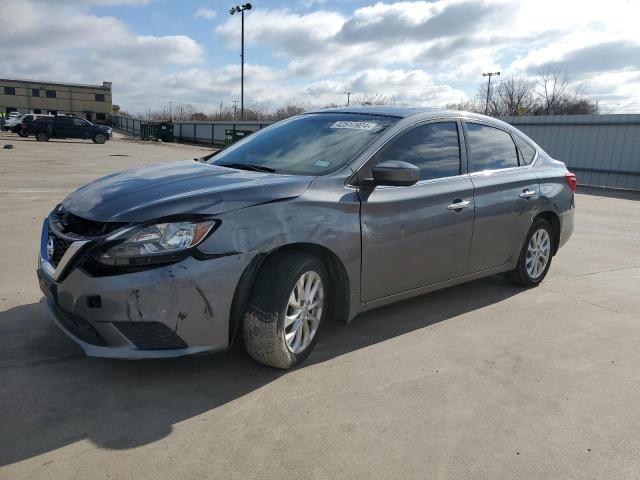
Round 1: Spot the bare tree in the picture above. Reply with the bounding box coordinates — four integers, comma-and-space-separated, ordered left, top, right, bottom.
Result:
536, 68, 568, 115
498, 77, 535, 116
356, 92, 397, 106
445, 98, 483, 113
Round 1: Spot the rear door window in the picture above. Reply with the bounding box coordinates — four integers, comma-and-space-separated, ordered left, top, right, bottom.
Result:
466, 123, 519, 172
377, 122, 461, 181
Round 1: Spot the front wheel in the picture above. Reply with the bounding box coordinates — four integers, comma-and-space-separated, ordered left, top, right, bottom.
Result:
93, 133, 106, 144
506, 218, 554, 287
243, 252, 328, 369
36, 132, 49, 142
19, 130, 28, 138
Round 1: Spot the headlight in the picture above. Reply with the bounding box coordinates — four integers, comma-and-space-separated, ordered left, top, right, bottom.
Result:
98, 220, 216, 266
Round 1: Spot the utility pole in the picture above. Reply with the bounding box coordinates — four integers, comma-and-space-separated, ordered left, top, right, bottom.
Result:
232, 100, 239, 120
482, 71, 500, 115
169, 101, 173, 121
229, 3, 252, 120
344, 91, 352, 107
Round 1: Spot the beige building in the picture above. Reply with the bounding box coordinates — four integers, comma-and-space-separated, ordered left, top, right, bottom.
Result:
0, 78, 113, 123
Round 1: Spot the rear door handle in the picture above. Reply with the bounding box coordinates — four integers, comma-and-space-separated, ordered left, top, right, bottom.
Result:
447, 199, 472, 211
519, 189, 536, 199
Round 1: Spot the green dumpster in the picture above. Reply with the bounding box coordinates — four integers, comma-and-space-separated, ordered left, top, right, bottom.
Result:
141, 121, 174, 142
224, 128, 253, 146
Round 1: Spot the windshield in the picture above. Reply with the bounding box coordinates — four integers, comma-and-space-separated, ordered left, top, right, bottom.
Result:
207, 113, 397, 175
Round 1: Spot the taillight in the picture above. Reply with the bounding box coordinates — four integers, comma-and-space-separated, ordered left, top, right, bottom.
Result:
564, 172, 577, 193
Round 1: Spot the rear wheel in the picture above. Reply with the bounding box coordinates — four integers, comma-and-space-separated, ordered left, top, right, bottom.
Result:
93, 133, 106, 144
506, 218, 554, 287
243, 252, 328, 369
36, 132, 49, 142
18, 130, 28, 138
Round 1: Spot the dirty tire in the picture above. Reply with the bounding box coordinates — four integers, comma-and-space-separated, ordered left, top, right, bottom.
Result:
93, 133, 106, 144
36, 132, 49, 142
243, 252, 328, 369
506, 218, 554, 287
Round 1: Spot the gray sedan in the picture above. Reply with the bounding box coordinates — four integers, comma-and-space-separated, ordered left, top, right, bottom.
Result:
37, 107, 575, 368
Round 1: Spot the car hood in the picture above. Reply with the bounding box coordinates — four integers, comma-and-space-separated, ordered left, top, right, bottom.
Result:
62, 160, 313, 223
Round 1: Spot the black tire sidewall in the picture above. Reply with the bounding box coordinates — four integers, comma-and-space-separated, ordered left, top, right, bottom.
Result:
276, 257, 328, 366
518, 219, 554, 286
36, 132, 48, 142
243, 253, 329, 369
94, 134, 106, 144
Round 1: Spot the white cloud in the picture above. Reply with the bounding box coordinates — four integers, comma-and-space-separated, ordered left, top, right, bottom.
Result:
194, 8, 217, 20
3, 0, 640, 113
0, 0, 204, 111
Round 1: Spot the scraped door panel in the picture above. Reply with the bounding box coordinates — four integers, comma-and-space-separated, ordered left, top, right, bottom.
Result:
361, 176, 475, 301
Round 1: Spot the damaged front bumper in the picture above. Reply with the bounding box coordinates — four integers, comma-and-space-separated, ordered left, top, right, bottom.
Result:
37, 219, 255, 359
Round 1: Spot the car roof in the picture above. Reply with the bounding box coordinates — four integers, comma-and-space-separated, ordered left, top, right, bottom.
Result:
306, 106, 520, 132
307, 105, 497, 121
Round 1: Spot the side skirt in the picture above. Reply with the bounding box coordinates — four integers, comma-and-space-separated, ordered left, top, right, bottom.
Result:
363, 263, 512, 312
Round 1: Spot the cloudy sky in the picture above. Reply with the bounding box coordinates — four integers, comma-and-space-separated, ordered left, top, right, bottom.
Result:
1, 0, 639, 114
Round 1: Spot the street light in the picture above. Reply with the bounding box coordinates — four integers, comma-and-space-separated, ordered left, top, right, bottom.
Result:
229, 3, 252, 121
482, 71, 500, 115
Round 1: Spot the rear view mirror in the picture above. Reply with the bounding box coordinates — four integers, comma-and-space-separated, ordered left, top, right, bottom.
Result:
372, 160, 420, 187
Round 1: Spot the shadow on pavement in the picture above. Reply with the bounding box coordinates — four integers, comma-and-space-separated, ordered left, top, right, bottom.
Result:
0, 274, 522, 466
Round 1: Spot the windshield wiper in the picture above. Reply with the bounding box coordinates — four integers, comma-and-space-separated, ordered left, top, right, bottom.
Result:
217, 162, 276, 173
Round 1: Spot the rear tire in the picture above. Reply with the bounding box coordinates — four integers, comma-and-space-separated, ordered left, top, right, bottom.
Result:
506, 218, 554, 287
93, 133, 106, 144
19, 130, 28, 138
36, 132, 49, 142
243, 252, 328, 369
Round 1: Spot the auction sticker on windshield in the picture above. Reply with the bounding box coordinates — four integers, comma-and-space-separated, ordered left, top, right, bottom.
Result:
330, 121, 378, 130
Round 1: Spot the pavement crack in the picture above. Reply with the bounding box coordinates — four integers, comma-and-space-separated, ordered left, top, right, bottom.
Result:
0, 353, 85, 370
551, 264, 640, 281
540, 286, 623, 316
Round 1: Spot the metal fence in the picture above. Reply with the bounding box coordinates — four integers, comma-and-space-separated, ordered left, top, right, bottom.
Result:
115, 114, 640, 190
113, 116, 271, 145
500, 114, 640, 191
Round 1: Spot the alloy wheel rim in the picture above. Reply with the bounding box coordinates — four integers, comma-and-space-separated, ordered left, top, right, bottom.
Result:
284, 271, 323, 354
526, 228, 551, 279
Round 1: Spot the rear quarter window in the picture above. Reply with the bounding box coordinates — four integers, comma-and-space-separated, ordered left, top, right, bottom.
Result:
514, 135, 537, 165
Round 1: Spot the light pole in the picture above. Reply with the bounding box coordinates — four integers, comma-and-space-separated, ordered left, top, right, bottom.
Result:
169, 101, 172, 121
344, 90, 352, 107
229, 3, 252, 120
482, 71, 500, 115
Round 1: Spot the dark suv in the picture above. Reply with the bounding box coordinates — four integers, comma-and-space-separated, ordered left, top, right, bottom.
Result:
34, 115, 112, 144
17, 114, 53, 137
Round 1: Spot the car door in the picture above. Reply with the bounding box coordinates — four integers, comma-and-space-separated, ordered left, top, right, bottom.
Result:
359, 120, 475, 302
54, 116, 75, 138
463, 121, 539, 273
73, 117, 91, 138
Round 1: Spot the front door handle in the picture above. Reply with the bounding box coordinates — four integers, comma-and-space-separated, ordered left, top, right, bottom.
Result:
447, 199, 472, 211
519, 189, 536, 199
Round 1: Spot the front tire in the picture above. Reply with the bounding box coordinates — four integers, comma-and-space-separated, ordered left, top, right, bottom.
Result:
36, 132, 49, 142
19, 130, 28, 138
506, 218, 554, 287
93, 133, 106, 144
243, 252, 328, 369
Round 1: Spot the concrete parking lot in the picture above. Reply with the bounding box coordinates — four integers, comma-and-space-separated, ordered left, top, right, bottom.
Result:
1, 130, 639, 479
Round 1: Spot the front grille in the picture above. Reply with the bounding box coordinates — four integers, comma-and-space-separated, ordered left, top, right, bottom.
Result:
48, 228, 72, 268
52, 207, 123, 237
113, 322, 188, 350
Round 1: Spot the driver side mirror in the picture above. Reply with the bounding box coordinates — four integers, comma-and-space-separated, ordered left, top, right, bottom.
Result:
371, 160, 420, 187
